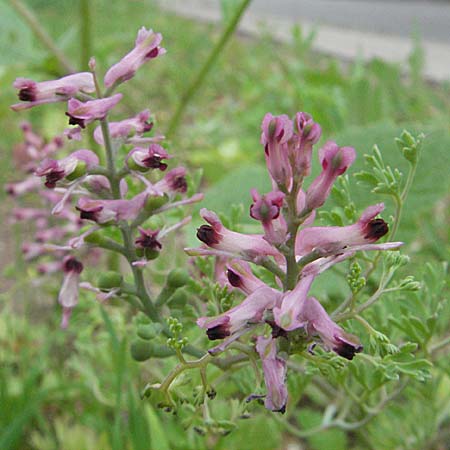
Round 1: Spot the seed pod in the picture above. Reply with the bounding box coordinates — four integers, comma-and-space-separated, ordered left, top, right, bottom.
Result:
97, 271, 123, 290
130, 338, 153, 361
167, 268, 190, 288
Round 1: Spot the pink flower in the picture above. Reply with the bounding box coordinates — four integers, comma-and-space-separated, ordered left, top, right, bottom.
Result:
104, 27, 166, 88
298, 296, 363, 360
127, 144, 171, 172
11, 207, 47, 222
76, 192, 148, 224
273, 276, 363, 359
35, 150, 99, 188
59, 256, 83, 329
273, 274, 315, 331
250, 189, 287, 245
256, 336, 288, 413
195, 208, 283, 262
64, 126, 83, 141
292, 112, 321, 178
261, 113, 293, 189
11, 73, 95, 111
135, 227, 162, 253
5, 176, 41, 197
66, 94, 123, 128
296, 203, 402, 257
197, 286, 281, 352
93, 109, 153, 144
305, 141, 356, 211
226, 260, 267, 295
153, 167, 188, 195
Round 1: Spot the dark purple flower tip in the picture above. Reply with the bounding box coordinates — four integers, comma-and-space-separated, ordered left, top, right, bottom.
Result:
142, 155, 168, 171
227, 269, 243, 288
197, 225, 221, 246
135, 229, 162, 250
65, 112, 86, 129
143, 121, 154, 133
63, 257, 83, 274
364, 218, 389, 241
44, 169, 66, 189
245, 394, 266, 403
170, 174, 187, 193
265, 320, 289, 339
206, 323, 231, 340
76, 205, 102, 222
333, 338, 363, 360
146, 47, 160, 58
18, 86, 36, 102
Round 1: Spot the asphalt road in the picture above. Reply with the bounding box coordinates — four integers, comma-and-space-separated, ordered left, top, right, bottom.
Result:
248, 0, 450, 43
160, 0, 450, 81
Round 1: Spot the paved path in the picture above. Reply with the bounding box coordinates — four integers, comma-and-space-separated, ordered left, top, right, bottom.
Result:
158, 0, 450, 81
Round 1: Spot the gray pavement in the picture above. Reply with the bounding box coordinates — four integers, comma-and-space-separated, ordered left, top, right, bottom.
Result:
158, 0, 450, 81
249, 0, 450, 43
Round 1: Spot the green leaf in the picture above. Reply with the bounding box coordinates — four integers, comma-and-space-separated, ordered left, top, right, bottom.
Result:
145, 405, 171, 450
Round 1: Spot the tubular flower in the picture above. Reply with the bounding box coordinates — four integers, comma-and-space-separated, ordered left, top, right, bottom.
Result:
76, 192, 148, 224
256, 336, 288, 413
305, 141, 356, 211
58, 256, 83, 329
196, 208, 283, 262
197, 286, 282, 351
66, 94, 123, 128
127, 144, 171, 172
299, 296, 363, 360
35, 150, 99, 188
104, 27, 166, 88
93, 109, 153, 145
273, 274, 315, 331
135, 227, 162, 258
6, 176, 41, 197
11, 73, 95, 111
261, 113, 294, 190
292, 112, 321, 178
250, 189, 287, 245
296, 203, 403, 257
226, 260, 268, 295
153, 167, 188, 195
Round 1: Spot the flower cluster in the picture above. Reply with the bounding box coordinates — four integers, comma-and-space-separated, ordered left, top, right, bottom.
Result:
8, 28, 202, 328
187, 112, 402, 413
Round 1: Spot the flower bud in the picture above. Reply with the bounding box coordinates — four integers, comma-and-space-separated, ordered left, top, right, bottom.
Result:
65, 160, 87, 181
130, 338, 154, 361
145, 194, 169, 213
84, 231, 107, 245
97, 271, 123, 290
167, 268, 190, 288
137, 324, 158, 340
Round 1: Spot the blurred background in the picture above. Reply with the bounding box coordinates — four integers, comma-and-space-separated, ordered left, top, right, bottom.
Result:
1, 1, 449, 449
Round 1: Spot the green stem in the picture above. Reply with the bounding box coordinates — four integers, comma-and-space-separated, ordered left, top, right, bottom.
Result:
260, 257, 286, 280
283, 179, 302, 290
159, 354, 212, 392
390, 160, 418, 240
79, 0, 92, 70
334, 269, 393, 321
165, 0, 252, 138
430, 335, 450, 354
99, 119, 118, 193
9, 0, 75, 74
